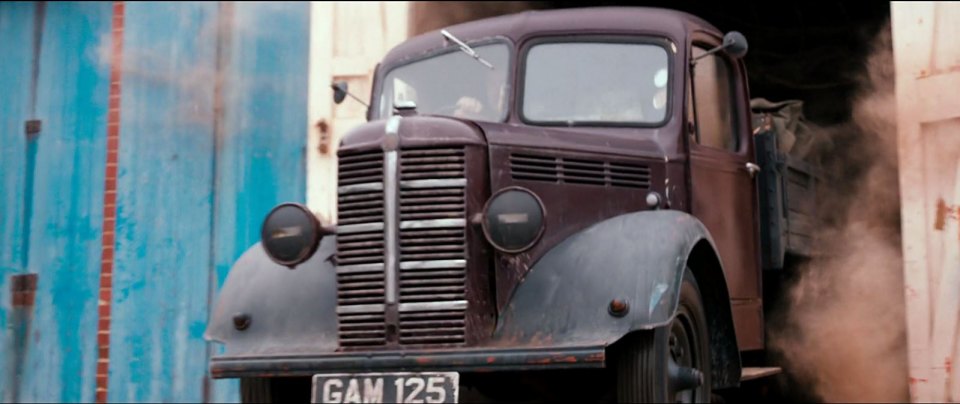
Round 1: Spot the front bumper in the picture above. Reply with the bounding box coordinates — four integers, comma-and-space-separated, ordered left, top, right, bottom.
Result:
210, 345, 607, 379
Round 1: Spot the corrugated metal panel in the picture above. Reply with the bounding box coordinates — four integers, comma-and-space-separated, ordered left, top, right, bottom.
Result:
0, 2, 309, 401
106, 2, 218, 402
892, 2, 960, 402
210, 2, 309, 403
0, 2, 38, 402
4, 2, 113, 402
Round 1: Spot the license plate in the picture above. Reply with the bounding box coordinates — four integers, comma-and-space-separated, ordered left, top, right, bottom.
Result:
312, 372, 459, 403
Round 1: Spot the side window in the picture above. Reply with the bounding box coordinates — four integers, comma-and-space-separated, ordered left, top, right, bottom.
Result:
690, 46, 738, 151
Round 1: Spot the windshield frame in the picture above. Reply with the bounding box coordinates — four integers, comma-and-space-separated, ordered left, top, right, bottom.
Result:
371, 36, 515, 123
517, 34, 676, 129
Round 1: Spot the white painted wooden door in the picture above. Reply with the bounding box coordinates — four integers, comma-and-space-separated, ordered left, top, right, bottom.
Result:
892, 2, 960, 402
306, 1, 409, 224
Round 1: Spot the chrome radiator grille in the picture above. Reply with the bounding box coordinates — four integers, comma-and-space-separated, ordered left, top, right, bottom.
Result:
398, 148, 467, 345
336, 146, 468, 347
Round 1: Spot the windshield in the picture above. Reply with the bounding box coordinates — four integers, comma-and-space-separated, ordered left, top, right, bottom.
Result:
522, 42, 670, 125
378, 43, 510, 122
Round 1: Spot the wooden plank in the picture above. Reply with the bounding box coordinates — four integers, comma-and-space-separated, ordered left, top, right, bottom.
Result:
307, 1, 335, 221
14, 2, 113, 402
107, 3, 218, 402
892, 2, 960, 402
307, 1, 409, 224
917, 72, 960, 122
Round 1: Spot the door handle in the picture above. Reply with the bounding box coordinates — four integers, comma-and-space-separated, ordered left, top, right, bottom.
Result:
745, 162, 761, 178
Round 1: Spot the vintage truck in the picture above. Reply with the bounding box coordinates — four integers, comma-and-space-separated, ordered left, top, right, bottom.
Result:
204, 6, 819, 403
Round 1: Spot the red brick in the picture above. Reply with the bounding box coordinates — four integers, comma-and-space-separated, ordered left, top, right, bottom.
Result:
97, 332, 110, 346
96, 390, 107, 403
108, 95, 120, 111
107, 109, 120, 123
99, 346, 110, 360
102, 247, 114, 262
103, 232, 115, 246
105, 177, 117, 191
107, 136, 119, 151
96, 361, 109, 375
98, 318, 111, 331
103, 191, 117, 208
99, 289, 112, 303
106, 150, 118, 165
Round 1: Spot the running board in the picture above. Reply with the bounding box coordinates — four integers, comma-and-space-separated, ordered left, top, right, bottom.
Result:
741, 367, 782, 381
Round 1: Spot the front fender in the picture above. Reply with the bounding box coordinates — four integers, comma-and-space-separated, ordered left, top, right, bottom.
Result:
204, 237, 339, 356
492, 210, 722, 347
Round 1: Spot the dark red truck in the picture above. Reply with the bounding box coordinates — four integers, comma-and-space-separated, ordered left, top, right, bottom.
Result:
205, 6, 818, 403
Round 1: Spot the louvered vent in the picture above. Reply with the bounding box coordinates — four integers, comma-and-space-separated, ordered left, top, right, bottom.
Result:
510, 153, 650, 189
336, 149, 386, 347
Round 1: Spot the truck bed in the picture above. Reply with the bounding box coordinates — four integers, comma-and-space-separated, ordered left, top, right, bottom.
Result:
753, 112, 820, 270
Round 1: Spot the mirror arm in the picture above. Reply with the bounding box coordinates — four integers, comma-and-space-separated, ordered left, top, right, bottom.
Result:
690, 45, 723, 65
345, 91, 370, 108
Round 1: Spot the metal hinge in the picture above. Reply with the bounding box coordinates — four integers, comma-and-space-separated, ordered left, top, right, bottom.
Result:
10, 274, 38, 307
24, 119, 41, 137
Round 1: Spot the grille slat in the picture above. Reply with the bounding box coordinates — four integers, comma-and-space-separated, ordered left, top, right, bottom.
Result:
337, 147, 468, 347
510, 152, 650, 189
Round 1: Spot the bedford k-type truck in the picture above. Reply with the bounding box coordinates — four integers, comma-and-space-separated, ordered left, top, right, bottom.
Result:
204, 7, 819, 403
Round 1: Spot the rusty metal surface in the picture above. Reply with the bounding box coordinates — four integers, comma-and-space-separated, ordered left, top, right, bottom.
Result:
210, 345, 606, 379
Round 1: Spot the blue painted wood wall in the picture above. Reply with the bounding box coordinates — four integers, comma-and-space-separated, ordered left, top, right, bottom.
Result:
0, 2, 309, 402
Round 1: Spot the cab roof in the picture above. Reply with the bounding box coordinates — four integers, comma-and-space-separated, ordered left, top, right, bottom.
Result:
382, 7, 722, 66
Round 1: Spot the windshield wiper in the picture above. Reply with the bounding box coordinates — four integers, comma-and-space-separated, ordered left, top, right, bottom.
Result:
441, 29, 495, 70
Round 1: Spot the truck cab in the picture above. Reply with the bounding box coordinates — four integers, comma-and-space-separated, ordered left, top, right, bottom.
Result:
206, 7, 815, 403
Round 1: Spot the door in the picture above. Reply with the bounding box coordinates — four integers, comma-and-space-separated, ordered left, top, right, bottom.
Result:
687, 39, 763, 350
306, 1, 409, 225
892, 2, 960, 402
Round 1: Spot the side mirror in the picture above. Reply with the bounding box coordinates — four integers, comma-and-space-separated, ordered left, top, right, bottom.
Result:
691, 31, 750, 65
332, 81, 348, 104
722, 31, 748, 59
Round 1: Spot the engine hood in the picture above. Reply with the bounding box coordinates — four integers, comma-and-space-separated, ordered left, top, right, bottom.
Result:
339, 115, 487, 151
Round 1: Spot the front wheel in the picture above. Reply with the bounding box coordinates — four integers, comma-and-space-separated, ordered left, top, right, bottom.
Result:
616, 268, 712, 403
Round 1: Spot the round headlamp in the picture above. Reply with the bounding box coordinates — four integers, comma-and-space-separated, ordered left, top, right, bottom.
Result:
260, 203, 322, 268
481, 187, 546, 253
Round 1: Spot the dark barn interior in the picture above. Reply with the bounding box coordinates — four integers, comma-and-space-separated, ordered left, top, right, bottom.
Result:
410, 1, 892, 126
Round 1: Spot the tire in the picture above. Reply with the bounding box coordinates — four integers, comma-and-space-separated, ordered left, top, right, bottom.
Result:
616, 268, 712, 403
240, 378, 273, 403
